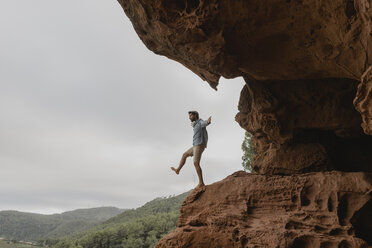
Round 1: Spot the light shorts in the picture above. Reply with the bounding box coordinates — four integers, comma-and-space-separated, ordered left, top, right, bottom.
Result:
185, 145, 206, 164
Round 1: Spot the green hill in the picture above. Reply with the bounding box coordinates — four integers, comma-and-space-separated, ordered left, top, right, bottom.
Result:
50, 191, 190, 248
0, 207, 125, 242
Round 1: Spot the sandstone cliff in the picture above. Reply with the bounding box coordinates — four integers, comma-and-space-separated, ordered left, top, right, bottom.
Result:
157, 171, 371, 248
119, 0, 372, 247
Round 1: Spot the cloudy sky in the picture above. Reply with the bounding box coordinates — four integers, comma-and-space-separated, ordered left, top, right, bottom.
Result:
0, 1, 246, 214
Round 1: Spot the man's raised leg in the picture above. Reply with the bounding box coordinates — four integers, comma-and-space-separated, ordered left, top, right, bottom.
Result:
171, 151, 190, 174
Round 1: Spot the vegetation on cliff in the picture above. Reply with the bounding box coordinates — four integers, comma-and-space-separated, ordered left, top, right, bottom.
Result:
241, 131, 255, 172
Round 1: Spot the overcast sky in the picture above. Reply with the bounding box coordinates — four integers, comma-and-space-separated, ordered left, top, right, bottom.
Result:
0, 1, 246, 214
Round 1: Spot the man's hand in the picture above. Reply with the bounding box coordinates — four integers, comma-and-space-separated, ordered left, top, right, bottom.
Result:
207, 116, 212, 124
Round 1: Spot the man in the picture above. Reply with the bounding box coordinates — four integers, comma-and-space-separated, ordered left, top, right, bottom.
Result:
171, 111, 212, 187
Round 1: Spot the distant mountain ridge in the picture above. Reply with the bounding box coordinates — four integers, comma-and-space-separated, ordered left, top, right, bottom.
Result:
0, 207, 125, 242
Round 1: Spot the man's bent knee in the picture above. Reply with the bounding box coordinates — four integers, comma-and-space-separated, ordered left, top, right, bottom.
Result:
183, 152, 190, 158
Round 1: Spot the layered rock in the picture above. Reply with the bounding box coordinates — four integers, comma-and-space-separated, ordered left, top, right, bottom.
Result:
156, 171, 372, 248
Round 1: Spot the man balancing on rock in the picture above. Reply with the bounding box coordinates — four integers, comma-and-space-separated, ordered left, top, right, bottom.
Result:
171, 111, 212, 187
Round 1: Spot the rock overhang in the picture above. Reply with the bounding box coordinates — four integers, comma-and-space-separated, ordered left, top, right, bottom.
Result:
119, 0, 371, 87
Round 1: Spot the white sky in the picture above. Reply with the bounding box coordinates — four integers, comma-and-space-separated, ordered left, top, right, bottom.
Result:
0, 0, 246, 214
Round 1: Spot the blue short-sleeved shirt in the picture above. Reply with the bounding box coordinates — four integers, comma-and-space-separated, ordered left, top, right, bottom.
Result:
192, 119, 209, 147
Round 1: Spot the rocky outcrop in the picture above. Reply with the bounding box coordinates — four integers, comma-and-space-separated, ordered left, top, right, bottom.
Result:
156, 171, 372, 248
235, 76, 372, 174
118, 0, 372, 247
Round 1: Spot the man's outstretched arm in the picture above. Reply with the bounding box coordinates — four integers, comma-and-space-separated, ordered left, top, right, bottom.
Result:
200, 116, 212, 127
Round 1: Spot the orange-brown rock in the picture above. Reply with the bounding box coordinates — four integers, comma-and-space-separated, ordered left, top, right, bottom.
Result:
119, 0, 370, 88
156, 171, 372, 248
236, 76, 372, 174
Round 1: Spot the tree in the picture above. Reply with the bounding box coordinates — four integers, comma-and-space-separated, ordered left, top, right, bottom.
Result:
241, 131, 255, 172
144, 231, 158, 248
122, 236, 144, 248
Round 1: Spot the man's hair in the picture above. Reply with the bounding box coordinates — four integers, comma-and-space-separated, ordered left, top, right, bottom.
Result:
188, 110, 199, 119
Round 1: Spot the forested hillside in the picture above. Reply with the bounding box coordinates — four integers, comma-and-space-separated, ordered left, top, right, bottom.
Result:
0, 207, 125, 242
48, 191, 190, 248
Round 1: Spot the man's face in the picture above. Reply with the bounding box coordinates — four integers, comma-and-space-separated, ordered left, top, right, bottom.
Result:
189, 113, 196, 122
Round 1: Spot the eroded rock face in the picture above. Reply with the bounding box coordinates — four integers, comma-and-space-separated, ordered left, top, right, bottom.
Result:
235, 76, 372, 174
156, 171, 372, 248
119, 0, 372, 247
119, 0, 370, 88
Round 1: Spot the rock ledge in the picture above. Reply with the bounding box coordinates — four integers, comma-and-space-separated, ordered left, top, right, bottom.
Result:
156, 171, 372, 248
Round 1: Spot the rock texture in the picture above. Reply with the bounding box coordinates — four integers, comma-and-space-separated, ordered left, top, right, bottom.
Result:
119, 0, 372, 247
354, 66, 372, 135
235, 76, 372, 174
156, 171, 372, 248
119, 0, 370, 88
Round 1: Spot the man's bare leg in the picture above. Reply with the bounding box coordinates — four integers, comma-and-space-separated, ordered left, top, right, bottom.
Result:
193, 161, 205, 187
171, 153, 189, 174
